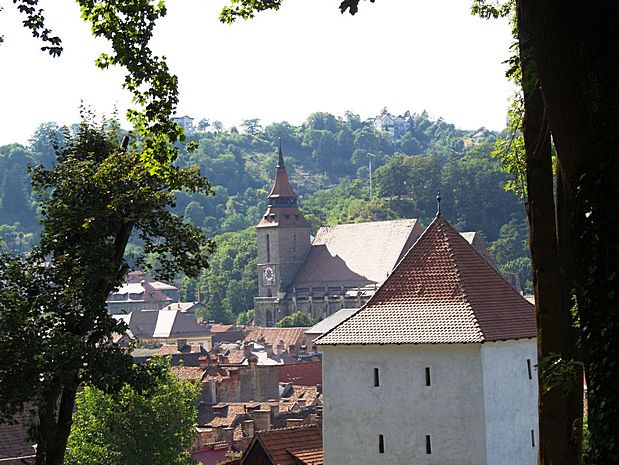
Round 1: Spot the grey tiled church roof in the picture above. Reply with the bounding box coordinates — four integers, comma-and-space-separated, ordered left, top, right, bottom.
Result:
292, 219, 423, 289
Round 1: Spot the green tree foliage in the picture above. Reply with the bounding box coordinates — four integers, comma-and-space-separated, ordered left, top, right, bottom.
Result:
66, 360, 199, 465
188, 227, 257, 324
0, 144, 37, 228
275, 311, 316, 328
0, 115, 213, 465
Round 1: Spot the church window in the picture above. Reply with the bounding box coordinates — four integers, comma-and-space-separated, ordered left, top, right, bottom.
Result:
527, 359, 532, 379
373, 368, 380, 387
425, 367, 431, 386
266, 234, 271, 262
378, 434, 384, 453
426, 435, 432, 454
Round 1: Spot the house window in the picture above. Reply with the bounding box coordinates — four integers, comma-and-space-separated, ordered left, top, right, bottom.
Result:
426, 435, 432, 454
379, 434, 384, 453
531, 429, 535, 448
425, 367, 431, 386
373, 368, 380, 387
527, 359, 533, 380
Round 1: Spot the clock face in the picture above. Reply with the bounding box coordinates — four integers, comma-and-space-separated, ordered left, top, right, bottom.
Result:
263, 266, 275, 285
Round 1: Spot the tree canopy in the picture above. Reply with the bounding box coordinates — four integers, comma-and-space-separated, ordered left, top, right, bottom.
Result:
66, 359, 200, 465
0, 114, 213, 465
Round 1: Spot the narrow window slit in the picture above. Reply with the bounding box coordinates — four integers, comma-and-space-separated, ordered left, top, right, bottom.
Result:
527, 359, 532, 380
425, 367, 431, 386
531, 429, 535, 448
426, 435, 432, 454
379, 434, 384, 453
374, 368, 380, 387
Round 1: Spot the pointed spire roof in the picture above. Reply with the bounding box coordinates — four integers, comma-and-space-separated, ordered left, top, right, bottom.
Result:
267, 139, 297, 199
316, 215, 536, 345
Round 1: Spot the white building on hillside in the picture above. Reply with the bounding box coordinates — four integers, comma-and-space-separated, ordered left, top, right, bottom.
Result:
316, 214, 538, 465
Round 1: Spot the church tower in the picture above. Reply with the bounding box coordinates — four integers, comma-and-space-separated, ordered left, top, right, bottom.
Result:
255, 141, 311, 324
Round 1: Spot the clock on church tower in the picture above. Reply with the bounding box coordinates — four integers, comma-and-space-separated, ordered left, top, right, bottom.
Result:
263, 266, 275, 286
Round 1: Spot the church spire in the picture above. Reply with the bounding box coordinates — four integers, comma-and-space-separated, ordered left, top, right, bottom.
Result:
257, 140, 309, 228
277, 136, 285, 169
267, 140, 298, 203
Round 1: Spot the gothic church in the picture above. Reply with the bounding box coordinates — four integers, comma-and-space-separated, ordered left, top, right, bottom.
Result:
254, 145, 493, 326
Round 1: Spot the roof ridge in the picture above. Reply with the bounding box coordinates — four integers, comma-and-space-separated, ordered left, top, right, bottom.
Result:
439, 219, 485, 342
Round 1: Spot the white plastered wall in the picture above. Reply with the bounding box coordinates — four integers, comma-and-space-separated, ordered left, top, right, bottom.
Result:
321, 344, 487, 465
480, 338, 538, 465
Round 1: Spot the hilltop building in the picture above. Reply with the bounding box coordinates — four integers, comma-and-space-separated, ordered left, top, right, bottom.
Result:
253, 147, 494, 327
373, 113, 411, 142
172, 115, 194, 133
316, 214, 538, 465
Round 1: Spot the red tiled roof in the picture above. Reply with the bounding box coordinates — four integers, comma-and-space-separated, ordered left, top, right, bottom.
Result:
281, 385, 321, 406
247, 425, 322, 465
209, 324, 236, 333
154, 344, 204, 355
170, 366, 205, 381
244, 327, 308, 350
316, 216, 536, 345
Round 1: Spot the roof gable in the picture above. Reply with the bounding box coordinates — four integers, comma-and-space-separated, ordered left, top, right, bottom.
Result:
241, 425, 323, 465
316, 216, 535, 345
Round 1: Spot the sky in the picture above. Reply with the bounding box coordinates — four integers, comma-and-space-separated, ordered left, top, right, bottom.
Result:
0, 0, 514, 146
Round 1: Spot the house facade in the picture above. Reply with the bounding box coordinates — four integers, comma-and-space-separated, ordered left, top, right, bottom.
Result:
316, 215, 538, 465
106, 271, 179, 314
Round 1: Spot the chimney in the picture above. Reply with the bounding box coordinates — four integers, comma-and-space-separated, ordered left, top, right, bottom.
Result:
288, 344, 297, 355
218, 353, 226, 364
251, 409, 271, 431
270, 404, 279, 419
277, 340, 285, 354
221, 427, 235, 445
198, 355, 208, 370
241, 419, 255, 439
286, 418, 305, 428
247, 353, 258, 366
316, 384, 322, 395
265, 343, 274, 358
177, 339, 188, 351
243, 343, 252, 359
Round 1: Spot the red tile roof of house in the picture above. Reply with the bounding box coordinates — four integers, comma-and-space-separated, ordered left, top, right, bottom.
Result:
244, 327, 308, 350
170, 366, 205, 382
243, 425, 322, 465
316, 216, 536, 345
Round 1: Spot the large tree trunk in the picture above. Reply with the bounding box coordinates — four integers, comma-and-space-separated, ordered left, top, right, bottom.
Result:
35, 382, 77, 465
523, 1, 619, 462
518, 3, 582, 463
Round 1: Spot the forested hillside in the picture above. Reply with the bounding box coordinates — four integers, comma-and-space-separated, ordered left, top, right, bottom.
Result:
0, 110, 530, 323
